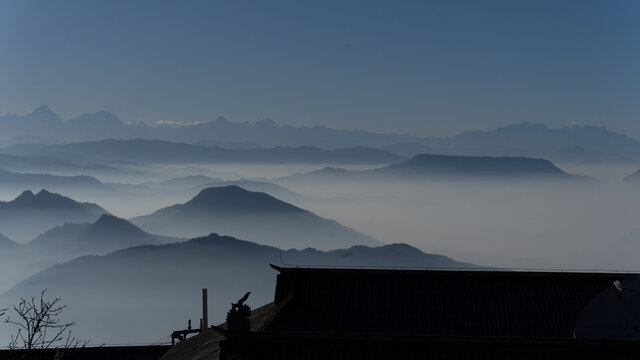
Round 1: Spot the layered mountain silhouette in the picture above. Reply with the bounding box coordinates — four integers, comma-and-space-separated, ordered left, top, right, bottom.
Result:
145, 176, 301, 197
144, 176, 308, 204
0, 168, 108, 192
3, 107, 640, 162
1, 233, 475, 344
0, 215, 179, 294
26, 214, 178, 257
146, 175, 219, 189
0, 106, 418, 148
0, 153, 148, 183
130, 186, 379, 249
5, 139, 404, 165
63, 111, 131, 140
373, 154, 577, 179
401, 122, 640, 162
0, 189, 108, 242
195, 180, 308, 203
0, 106, 129, 144
280, 154, 584, 183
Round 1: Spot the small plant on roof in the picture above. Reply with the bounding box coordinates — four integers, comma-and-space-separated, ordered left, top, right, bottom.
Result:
226, 292, 251, 333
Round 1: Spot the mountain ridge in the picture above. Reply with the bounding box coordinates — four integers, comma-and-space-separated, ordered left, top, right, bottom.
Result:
3, 107, 640, 162
1, 233, 475, 344
4, 139, 405, 165
279, 153, 586, 183
26, 214, 175, 255
130, 186, 380, 249
0, 189, 109, 242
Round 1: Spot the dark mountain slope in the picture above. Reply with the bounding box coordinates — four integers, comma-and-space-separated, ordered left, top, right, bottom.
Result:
130, 186, 379, 249
1, 233, 475, 344
0, 215, 179, 293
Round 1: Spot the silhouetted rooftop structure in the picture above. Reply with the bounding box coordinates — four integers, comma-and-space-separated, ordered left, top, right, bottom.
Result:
162, 266, 640, 360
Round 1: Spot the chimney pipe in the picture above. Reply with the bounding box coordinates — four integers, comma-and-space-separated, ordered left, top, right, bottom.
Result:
202, 288, 208, 330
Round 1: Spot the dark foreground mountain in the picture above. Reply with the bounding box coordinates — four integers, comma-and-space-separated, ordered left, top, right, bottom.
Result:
131, 186, 379, 249
1, 233, 476, 344
280, 154, 585, 184
0, 189, 109, 242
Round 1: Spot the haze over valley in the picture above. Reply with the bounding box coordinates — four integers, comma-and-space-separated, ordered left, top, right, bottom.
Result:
1, 101, 640, 345
1, 0, 638, 349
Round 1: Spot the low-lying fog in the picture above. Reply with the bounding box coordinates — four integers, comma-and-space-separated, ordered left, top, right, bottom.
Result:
289, 179, 640, 270
2, 162, 637, 271
153, 162, 640, 271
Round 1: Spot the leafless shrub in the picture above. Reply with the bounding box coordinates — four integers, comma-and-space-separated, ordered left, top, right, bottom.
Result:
3, 289, 88, 350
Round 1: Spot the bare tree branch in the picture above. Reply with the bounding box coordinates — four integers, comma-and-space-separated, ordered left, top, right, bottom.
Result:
2, 289, 88, 350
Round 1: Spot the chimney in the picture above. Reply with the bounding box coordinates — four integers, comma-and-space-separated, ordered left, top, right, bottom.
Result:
202, 288, 208, 330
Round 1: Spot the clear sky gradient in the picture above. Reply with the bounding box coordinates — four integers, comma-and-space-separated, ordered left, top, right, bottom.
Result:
0, 0, 638, 137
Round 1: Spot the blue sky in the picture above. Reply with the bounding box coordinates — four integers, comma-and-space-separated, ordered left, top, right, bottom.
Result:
0, 0, 638, 137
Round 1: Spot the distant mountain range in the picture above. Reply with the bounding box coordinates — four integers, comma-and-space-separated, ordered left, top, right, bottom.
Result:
131, 185, 380, 249
2, 106, 640, 163
279, 154, 586, 184
0, 106, 417, 148
0, 233, 475, 344
4, 139, 405, 165
0, 190, 108, 242
419, 122, 640, 162
0, 153, 147, 180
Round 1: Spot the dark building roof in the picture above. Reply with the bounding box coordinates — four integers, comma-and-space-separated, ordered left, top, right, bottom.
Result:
163, 266, 640, 359
161, 303, 277, 360
269, 266, 635, 338
221, 333, 640, 360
